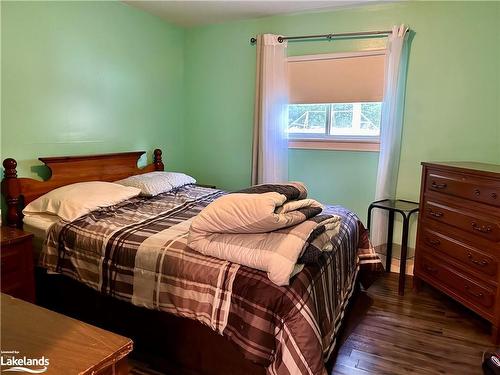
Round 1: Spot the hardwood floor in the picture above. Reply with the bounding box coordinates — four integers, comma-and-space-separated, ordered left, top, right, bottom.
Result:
331, 273, 493, 375
131, 273, 494, 374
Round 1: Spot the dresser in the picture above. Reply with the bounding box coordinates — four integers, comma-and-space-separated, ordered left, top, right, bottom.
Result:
1, 226, 35, 303
414, 162, 500, 343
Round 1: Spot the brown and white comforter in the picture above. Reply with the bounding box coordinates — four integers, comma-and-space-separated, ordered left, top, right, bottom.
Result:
40, 185, 382, 375
188, 182, 342, 286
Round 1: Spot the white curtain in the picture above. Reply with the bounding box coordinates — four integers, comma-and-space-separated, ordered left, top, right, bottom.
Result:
372, 25, 410, 255
251, 34, 289, 185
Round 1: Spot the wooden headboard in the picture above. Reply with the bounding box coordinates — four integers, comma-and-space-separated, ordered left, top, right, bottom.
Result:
1, 149, 164, 228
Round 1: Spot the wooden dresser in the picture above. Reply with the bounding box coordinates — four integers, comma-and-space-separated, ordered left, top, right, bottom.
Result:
414, 162, 500, 342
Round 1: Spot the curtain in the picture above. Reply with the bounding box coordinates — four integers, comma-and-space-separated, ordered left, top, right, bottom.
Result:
372, 25, 410, 260
251, 34, 289, 185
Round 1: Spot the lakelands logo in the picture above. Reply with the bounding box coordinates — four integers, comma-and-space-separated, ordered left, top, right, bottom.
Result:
0, 351, 49, 373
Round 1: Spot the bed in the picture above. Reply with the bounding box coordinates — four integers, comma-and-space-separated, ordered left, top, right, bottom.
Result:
1, 149, 381, 375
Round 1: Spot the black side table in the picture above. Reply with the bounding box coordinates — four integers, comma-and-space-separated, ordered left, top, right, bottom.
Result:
367, 199, 419, 296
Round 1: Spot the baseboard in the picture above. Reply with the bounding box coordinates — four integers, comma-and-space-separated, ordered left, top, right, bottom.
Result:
374, 243, 414, 275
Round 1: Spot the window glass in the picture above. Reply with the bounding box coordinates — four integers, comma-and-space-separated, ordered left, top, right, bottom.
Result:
288, 102, 382, 139
288, 104, 327, 134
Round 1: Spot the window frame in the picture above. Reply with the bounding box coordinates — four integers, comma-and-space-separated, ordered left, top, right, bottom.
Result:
287, 49, 386, 152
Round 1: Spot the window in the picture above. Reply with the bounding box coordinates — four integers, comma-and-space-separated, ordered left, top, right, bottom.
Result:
288, 102, 382, 140
287, 50, 385, 151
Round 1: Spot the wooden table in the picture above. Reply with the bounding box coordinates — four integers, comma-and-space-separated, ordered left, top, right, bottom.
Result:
1, 293, 133, 374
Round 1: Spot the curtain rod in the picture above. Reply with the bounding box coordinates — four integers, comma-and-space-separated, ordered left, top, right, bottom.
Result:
249, 30, 393, 45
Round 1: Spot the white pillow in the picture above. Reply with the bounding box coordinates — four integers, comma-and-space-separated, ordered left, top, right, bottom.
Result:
166, 172, 197, 189
23, 181, 141, 222
116, 172, 196, 197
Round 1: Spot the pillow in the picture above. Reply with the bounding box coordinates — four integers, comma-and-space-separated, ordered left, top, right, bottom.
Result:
22, 181, 141, 222
165, 172, 197, 189
116, 172, 196, 197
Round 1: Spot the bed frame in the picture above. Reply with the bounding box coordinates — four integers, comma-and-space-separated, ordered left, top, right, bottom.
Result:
0, 149, 272, 374
1, 149, 350, 374
2, 149, 164, 228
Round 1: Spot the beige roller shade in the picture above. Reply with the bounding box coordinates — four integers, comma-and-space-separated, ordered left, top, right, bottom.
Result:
288, 52, 386, 104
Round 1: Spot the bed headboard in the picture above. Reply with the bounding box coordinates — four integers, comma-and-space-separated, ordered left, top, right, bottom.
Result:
1, 149, 164, 228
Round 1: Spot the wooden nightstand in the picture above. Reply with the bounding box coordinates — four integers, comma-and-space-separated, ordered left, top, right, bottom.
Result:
1, 227, 35, 303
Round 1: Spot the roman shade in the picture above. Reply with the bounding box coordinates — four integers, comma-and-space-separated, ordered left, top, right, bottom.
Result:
288, 51, 386, 104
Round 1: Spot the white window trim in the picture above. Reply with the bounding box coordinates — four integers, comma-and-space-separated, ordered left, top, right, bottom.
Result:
289, 139, 380, 152
287, 49, 386, 151
288, 134, 380, 142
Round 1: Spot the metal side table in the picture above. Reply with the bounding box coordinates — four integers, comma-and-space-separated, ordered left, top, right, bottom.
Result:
367, 199, 419, 295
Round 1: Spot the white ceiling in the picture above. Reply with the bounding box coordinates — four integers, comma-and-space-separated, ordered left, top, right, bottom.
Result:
123, 1, 380, 27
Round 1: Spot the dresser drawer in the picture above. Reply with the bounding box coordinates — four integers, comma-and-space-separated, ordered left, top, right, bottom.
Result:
421, 228, 498, 278
424, 200, 500, 242
426, 169, 500, 207
419, 254, 496, 313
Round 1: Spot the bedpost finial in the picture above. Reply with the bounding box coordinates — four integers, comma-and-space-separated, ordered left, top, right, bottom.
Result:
153, 149, 164, 171
2, 158, 21, 227
3, 158, 18, 178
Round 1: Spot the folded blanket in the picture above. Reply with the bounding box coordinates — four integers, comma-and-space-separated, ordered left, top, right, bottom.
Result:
187, 182, 342, 286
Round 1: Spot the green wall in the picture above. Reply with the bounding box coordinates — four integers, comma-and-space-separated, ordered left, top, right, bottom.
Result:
1, 1, 186, 179
183, 1, 500, 222
2, 1, 499, 227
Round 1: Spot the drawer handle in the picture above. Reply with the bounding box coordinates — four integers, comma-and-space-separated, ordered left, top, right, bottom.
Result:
428, 209, 444, 218
464, 285, 484, 299
474, 189, 481, 197
467, 252, 489, 267
431, 181, 447, 189
492, 193, 498, 200
471, 222, 492, 233
424, 265, 438, 274
425, 237, 441, 247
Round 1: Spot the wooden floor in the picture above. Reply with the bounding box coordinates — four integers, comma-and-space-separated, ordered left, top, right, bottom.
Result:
131, 273, 495, 374
331, 273, 493, 375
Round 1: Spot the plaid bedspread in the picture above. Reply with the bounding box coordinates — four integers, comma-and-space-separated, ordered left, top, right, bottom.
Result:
39, 185, 382, 375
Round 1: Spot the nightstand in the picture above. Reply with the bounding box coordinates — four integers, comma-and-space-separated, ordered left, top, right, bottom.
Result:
1, 227, 35, 303
367, 199, 419, 296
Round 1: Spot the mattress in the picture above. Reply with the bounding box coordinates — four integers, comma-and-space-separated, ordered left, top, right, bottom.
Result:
24, 213, 60, 239
23, 214, 60, 257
